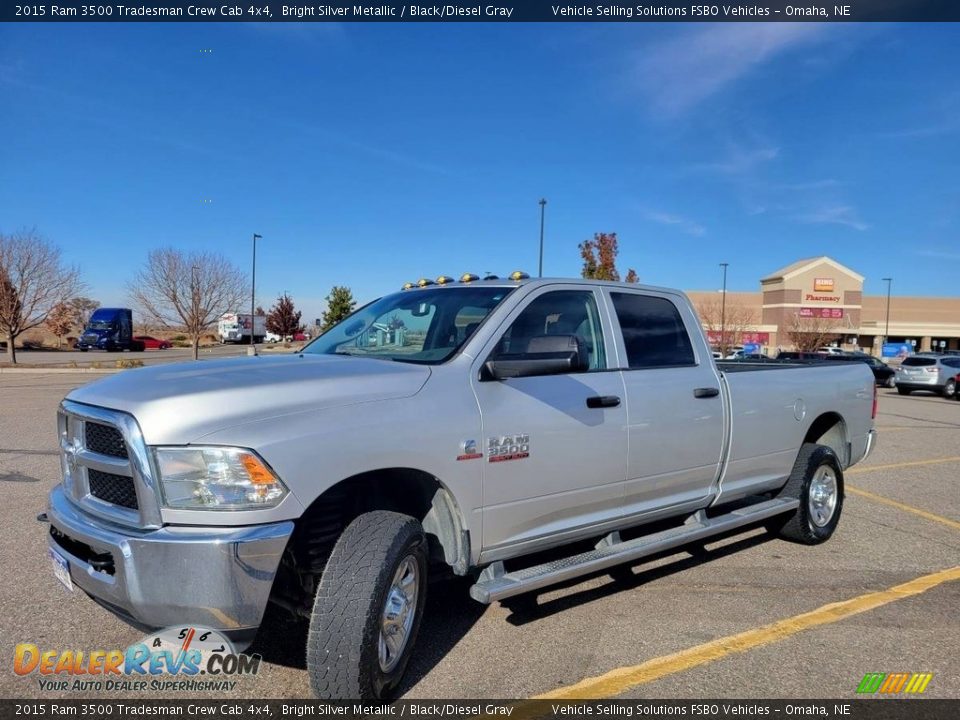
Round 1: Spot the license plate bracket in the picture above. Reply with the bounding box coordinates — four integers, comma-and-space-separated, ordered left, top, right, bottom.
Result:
49, 547, 74, 592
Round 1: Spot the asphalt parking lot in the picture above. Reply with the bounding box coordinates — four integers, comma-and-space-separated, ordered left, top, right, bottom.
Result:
0, 372, 957, 700
1, 344, 274, 368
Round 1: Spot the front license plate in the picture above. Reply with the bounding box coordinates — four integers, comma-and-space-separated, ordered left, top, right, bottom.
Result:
49, 548, 74, 592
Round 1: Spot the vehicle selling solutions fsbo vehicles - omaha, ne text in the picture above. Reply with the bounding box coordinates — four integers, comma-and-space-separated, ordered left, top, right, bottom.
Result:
44, 274, 877, 699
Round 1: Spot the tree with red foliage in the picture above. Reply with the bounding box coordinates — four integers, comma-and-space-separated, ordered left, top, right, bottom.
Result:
266, 293, 304, 338
579, 232, 638, 283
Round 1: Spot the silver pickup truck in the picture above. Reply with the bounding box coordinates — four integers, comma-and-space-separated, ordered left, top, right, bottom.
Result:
45, 275, 877, 699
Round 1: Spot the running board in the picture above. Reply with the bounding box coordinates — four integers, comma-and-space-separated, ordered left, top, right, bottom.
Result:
469, 497, 799, 604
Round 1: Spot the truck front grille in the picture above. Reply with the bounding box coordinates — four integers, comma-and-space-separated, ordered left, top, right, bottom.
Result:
85, 422, 128, 459
88, 469, 139, 510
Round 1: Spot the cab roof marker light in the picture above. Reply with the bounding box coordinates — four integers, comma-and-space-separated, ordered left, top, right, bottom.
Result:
460, 273, 480, 283
402, 282, 415, 291
436, 275, 456, 285
417, 278, 435, 288
483, 274, 500, 281
509, 270, 530, 281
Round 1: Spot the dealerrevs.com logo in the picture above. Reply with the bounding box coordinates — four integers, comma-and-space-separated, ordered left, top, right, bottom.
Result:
14, 626, 260, 692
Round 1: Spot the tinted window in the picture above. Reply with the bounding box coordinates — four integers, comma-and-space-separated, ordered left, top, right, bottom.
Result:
494, 290, 606, 371
611, 293, 694, 369
902, 357, 936, 367
942, 358, 960, 368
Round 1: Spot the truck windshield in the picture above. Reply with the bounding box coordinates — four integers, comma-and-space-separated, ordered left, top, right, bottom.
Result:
304, 286, 514, 364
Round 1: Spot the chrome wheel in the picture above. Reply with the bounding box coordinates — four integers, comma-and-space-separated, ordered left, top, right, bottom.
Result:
808, 466, 838, 528
378, 555, 419, 673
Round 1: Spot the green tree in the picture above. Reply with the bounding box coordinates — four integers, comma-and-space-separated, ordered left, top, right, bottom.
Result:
578, 232, 638, 283
266, 293, 304, 337
321, 286, 356, 332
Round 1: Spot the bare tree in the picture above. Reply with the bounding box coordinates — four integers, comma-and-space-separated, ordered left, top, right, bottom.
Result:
130, 249, 246, 360
694, 297, 757, 356
0, 230, 82, 363
68, 296, 100, 327
785, 313, 842, 352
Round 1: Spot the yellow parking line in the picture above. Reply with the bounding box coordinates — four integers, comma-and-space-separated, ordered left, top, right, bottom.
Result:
534, 566, 960, 700
847, 486, 960, 531
846, 456, 960, 475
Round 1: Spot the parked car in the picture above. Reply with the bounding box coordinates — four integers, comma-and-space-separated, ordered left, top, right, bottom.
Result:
829, 352, 896, 388
776, 351, 825, 361
133, 335, 172, 350
46, 276, 877, 700
818, 347, 845, 356
895, 354, 960, 397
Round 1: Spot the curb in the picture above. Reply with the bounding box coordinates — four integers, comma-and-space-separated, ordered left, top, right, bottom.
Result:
0, 367, 119, 374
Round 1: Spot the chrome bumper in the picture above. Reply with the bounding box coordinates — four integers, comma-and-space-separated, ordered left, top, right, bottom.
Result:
47, 485, 292, 636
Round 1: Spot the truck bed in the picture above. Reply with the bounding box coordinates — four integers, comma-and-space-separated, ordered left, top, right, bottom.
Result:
716, 360, 845, 373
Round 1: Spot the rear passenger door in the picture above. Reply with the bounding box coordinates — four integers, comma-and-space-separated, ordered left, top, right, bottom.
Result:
606, 290, 726, 517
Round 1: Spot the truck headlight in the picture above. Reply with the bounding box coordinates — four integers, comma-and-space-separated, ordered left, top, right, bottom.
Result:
154, 447, 288, 509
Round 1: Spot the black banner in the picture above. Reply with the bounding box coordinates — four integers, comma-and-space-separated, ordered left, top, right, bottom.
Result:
5, 1, 960, 23
0, 701, 958, 720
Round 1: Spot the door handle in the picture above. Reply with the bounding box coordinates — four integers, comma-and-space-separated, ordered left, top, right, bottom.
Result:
693, 387, 720, 399
586, 395, 621, 409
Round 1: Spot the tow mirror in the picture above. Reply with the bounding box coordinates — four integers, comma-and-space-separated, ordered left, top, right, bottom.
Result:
483, 334, 588, 380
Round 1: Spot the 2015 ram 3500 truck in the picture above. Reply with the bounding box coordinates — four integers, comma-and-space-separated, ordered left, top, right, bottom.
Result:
45, 275, 877, 699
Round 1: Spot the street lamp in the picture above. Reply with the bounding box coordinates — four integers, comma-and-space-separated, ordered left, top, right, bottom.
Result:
882, 277, 892, 350
538, 198, 547, 278
719, 262, 729, 354
251, 233, 262, 347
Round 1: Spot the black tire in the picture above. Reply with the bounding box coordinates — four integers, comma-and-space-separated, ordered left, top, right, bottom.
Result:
897, 386, 911, 395
943, 379, 956, 398
768, 443, 844, 545
306, 511, 427, 700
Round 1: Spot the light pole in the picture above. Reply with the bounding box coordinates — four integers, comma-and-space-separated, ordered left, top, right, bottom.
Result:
719, 262, 729, 354
882, 277, 892, 350
251, 233, 262, 347
538, 198, 547, 278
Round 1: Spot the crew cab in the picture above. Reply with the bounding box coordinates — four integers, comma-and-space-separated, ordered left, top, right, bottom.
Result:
44, 275, 877, 700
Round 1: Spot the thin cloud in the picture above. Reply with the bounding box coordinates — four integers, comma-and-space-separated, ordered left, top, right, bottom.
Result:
644, 210, 706, 237
799, 205, 869, 231
693, 144, 780, 175
916, 250, 960, 261
634, 24, 829, 115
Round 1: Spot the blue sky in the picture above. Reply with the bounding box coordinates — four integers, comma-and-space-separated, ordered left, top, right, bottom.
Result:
1, 22, 958, 321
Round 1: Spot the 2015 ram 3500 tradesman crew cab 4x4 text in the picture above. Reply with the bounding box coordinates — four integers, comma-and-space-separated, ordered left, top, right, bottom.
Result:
45, 276, 877, 699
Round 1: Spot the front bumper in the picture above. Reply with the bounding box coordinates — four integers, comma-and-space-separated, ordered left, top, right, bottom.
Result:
47, 485, 293, 639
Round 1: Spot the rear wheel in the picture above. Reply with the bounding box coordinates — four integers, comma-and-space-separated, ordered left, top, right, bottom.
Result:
943, 378, 956, 398
306, 511, 427, 700
768, 443, 843, 545
897, 386, 911, 395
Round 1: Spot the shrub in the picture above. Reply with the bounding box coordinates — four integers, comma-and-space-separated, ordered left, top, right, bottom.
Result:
172, 334, 188, 342
116, 359, 144, 369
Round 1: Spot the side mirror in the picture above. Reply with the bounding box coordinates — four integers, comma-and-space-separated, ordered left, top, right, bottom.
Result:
483, 334, 588, 380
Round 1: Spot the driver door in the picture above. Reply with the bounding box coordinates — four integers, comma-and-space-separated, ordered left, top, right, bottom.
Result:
470, 286, 628, 557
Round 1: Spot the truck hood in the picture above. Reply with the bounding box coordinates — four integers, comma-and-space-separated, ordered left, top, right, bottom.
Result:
66, 354, 431, 445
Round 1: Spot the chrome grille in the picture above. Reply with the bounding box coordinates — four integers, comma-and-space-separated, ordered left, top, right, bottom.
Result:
88, 469, 139, 509
85, 422, 128, 459
58, 400, 162, 529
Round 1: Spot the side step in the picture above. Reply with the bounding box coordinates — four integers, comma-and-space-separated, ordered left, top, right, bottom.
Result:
469, 497, 799, 604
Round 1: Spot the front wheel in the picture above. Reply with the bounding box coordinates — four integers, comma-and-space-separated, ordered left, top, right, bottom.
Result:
768, 443, 844, 545
306, 511, 427, 700
885, 375, 896, 388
